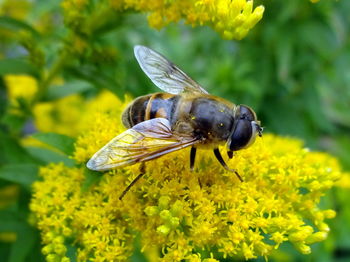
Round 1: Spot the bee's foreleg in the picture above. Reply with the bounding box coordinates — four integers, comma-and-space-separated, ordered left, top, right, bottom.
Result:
227, 150, 234, 159
213, 148, 243, 182
190, 146, 197, 171
119, 162, 146, 200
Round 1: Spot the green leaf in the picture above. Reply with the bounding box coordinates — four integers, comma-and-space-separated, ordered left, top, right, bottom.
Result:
32, 132, 76, 156
0, 58, 39, 78
0, 210, 41, 262
25, 147, 75, 167
1, 113, 30, 136
276, 34, 292, 84
0, 210, 22, 231
45, 80, 92, 100
9, 225, 37, 262
68, 66, 124, 97
0, 131, 38, 165
0, 16, 40, 37
0, 164, 38, 188
333, 136, 350, 170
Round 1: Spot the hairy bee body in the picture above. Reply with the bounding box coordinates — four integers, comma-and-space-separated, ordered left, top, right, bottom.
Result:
122, 92, 236, 147
87, 45, 263, 199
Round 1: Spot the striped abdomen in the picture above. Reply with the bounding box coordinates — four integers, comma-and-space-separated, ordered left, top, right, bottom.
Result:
122, 93, 180, 128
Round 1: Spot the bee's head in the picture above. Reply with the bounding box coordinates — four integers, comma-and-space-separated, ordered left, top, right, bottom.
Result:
227, 105, 263, 152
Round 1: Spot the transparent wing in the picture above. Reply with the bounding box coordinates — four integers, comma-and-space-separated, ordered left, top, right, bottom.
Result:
134, 45, 208, 95
86, 118, 199, 171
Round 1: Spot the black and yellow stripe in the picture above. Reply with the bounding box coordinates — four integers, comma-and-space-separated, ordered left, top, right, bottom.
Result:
122, 93, 180, 128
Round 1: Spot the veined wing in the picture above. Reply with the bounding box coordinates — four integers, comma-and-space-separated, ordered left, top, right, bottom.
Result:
86, 118, 199, 171
134, 45, 208, 95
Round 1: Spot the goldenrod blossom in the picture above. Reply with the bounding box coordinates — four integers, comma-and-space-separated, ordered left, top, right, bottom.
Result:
32, 95, 85, 136
30, 93, 345, 261
0, 0, 31, 19
4, 74, 83, 136
109, 0, 265, 40
62, 0, 265, 40
4, 74, 38, 103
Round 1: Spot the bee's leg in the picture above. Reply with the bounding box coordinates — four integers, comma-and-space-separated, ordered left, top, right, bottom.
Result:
190, 147, 202, 187
213, 148, 243, 182
227, 150, 234, 159
190, 146, 197, 171
119, 162, 146, 200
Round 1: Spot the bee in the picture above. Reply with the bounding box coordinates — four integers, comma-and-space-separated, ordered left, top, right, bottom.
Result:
87, 45, 263, 199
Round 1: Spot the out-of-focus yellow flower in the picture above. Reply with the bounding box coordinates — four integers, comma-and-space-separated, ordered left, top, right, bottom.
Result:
30, 92, 345, 261
33, 90, 128, 137
0, 232, 17, 243
4, 74, 38, 102
61, 0, 88, 10
0, 185, 20, 244
4, 74, 39, 117
33, 95, 85, 136
0, 0, 31, 19
335, 172, 350, 189
3, 74, 85, 136
0, 185, 20, 208
3, 73, 126, 137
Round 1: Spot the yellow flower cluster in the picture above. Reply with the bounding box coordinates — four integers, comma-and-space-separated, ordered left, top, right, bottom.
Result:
61, 0, 265, 40
30, 92, 345, 261
0, 0, 31, 19
33, 95, 85, 136
4, 74, 37, 105
0, 185, 19, 243
110, 0, 265, 40
4, 74, 82, 136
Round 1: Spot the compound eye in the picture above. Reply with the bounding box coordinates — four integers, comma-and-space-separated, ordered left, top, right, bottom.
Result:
228, 119, 252, 151
238, 105, 256, 121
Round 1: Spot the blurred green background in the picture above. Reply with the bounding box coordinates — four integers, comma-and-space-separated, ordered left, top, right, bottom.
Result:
0, 0, 350, 261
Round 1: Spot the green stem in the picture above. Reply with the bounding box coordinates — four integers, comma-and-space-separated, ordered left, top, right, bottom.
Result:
31, 2, 119, 106
84, 3, 113, 36
32, 50, 68, 105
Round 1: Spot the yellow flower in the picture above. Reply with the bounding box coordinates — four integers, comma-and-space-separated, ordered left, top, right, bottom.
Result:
3, 74, 81, 135
64, 0, 265, 39
4, 74, 38, 102
3, 74, 125, 138
0, 185, 20, 208
61, 0, 88, 10
35, 90, 128, 137
107, 0, 265, 40
30, 92, 345, 261
0, 232, 17, 243
0, 0, 31, 19
33, 94, 85, 136
335, 171, 350, 189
